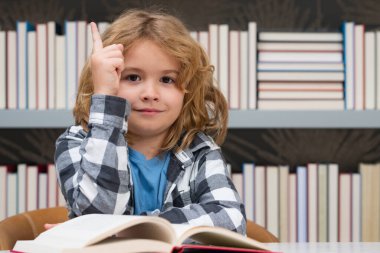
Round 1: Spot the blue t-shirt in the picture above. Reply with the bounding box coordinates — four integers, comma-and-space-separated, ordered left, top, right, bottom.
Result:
128, 147, 170, 215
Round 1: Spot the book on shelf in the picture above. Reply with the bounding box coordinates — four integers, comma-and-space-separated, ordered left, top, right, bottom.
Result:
248, 22, 257, 109
328, 164, 339, 242
17, 164, 27, 214
36, 23, 48, 110
258, 32, 343, 42
239, 30, 249, 110
296, 166, 307, 243
288, 174, 297, 242
258, 90, 343, 100
278, 165, 289, 243
307, 163, 318, 242
317, 164, 328, 242
55, 34, 66, 109
257, 42, 343, 51
354, 24, 365, 110
266, 166, 279, 238
359, 163, 380, 242
7, 30, 17, 109
219, 24, 229, 102
242, 163, 254, 221
338, 173, 352, 242
65, 20, 78, 110
352, 173, 361, 242
364, 31, 376, 110
0, 165, 7, 220
198, 31, 209, 54
17, 21, 34, 110
258, 51, 343, 63
0, 30, 5, 109
258, 82, 343, 91
7, 165, 17, 217
27, 29, 37, 110
26, 165, 38, 211
257, 62, 344, 71
229, 30, 240, 109
257, 71, 344, 82
376, 31, 380, 110
254, 166, 265, 228
343, 22, 355, 110
12, 214, 274, 253
209, 24, 219, 84
47, 21, 57, 109
257, 99, 345, 110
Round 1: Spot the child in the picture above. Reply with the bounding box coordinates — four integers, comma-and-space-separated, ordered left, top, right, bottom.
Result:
54, 9, 246, 235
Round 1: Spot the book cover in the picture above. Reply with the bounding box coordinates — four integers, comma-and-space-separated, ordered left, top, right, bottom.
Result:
219, 24, 229, 101
354, 24, 365, 110
328, 163, 339, 242
229, 30, 240, 109
258, 32, 343, 42
248, 22, 257, 109
296, 166, 307, 243
27, 30, 37, 110
0, 31, 5, 109
36, 23, 48, 110
343, 22, 354, 110
242, 163, 254, 221
16, 21, 34, 109
17, 163, 27, 213
7, 31, 17, 109
278, 165, 289, 242
239, 31, 248, 110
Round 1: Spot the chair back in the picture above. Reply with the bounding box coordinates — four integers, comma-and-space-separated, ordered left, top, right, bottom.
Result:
246, 220, 279, 243
0, 207, 69, 250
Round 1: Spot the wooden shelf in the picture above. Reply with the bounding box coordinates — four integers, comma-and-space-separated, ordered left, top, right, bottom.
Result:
1, 110, 380, 128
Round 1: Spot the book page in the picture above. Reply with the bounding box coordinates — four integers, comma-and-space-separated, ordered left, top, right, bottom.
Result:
14, 238, 173, 253
34, 214, 175, 248
172, 225, 270, 251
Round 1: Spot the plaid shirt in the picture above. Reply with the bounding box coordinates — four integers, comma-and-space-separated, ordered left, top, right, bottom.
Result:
55, 94, 246, 235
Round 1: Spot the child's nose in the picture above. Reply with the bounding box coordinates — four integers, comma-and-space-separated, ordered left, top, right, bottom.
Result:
141, 81, 159, 101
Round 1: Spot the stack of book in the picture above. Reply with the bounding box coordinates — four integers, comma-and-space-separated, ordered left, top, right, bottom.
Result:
232, 162, 380, 243
343, 21, 380, 110
256, 31, 345, 110
2, 20, 380, 111
190, 22, 258, 110
0, 163, 65, 220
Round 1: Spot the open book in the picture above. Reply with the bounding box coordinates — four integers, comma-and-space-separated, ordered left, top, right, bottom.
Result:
13, 214, 275, 253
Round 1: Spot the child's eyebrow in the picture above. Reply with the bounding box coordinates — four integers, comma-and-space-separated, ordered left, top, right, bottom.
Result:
162, 70, 180, 75
122, 67, 179, 75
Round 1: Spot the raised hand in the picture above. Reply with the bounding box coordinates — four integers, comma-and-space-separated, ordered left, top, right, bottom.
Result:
90, 22, 125, 96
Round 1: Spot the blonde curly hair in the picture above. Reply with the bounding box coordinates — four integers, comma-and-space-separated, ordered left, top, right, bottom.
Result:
74, 9, 228, 151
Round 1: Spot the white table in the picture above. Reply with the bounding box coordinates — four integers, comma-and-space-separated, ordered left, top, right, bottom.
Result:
2, 242, 380, 253
267, 242, 380, 253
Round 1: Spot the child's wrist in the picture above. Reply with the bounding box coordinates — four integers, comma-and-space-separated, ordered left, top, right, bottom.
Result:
89, 94, 130, 130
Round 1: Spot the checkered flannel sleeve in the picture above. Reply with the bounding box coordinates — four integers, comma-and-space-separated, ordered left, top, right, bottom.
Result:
55, 94, 132, 218
159, 148, 247, 235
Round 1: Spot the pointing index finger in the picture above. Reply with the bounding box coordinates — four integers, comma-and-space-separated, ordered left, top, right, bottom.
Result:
90, 22, 103, 52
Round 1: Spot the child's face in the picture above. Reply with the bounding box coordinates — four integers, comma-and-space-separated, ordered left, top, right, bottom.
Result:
118, 39, 185, 139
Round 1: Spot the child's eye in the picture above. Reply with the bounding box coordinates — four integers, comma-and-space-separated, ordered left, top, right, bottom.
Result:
125, 74, 141, 82
160, 76, 175, 84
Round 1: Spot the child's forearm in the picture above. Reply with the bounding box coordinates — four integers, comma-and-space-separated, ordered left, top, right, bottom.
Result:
55, 94, 132, 217
158, 201, 246, 235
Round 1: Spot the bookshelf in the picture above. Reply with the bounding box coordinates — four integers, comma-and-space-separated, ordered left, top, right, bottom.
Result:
1, 0, 380, 244
1, 110, 380, 128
